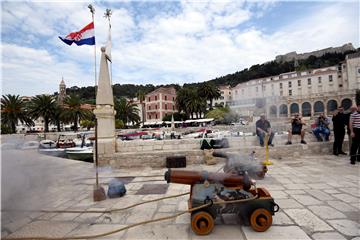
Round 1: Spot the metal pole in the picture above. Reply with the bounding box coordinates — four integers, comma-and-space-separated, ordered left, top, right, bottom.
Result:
88, 4, 99, 187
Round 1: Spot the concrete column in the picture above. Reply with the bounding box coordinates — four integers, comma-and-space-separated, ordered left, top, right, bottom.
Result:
93, 47, 116, 165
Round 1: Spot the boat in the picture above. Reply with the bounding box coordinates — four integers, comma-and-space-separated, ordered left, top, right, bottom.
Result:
66, 148, 93, 162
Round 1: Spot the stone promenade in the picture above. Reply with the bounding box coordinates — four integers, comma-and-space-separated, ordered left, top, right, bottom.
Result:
1, 148, 359, 240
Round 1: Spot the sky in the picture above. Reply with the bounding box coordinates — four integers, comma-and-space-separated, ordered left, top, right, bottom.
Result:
1, 0, 359, 96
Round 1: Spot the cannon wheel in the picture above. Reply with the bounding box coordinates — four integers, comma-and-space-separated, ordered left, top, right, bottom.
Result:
250, 208, 272, 232
191, 211, 214, 235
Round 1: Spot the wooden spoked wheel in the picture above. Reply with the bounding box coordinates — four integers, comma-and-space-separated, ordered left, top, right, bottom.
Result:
250, 208, 272, 232
191, 211, 214, 235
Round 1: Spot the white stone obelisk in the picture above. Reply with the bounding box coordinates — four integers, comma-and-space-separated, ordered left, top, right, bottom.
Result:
94, 46, 116, 165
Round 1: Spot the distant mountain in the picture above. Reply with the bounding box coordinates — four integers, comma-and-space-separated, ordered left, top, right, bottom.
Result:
56, 43, 358, 100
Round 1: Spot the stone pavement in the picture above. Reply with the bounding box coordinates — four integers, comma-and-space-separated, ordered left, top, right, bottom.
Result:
1, 149, 360, 240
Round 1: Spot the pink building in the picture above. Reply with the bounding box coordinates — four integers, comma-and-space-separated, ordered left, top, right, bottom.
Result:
145, 87, 177, 122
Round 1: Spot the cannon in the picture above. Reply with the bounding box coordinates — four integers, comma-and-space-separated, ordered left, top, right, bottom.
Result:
165, 169, 279, 235
213, 151, 268, 179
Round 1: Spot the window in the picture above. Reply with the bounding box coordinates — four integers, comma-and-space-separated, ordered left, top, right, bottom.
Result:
155, 96, 157, 101
329, 75, 333, 82
172, 97, 175, 101
155, 114, 157, 119
280, 91, 283, 96
165, 96, 167, 101
288, 81, 292, 88
280, 83, 283, 89
155, 105, 157, 109
318, 76, 322, 84
298, 80, 301, 87
148, 106, 151, 110
279, 75, 283, 79
148, 97, 150, 102
165, 104, 167, 110
149, 115, 151, 119
173, 105, 175, 110
229, 91, 231, 95
270, 77, 273, 80
339, 84, 343, 88
307, 78, 311, 85
289, 90, 292, 96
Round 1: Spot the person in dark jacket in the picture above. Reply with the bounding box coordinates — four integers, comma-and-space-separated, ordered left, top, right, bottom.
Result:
255, 115, 274, 147
332, 107, 347, 155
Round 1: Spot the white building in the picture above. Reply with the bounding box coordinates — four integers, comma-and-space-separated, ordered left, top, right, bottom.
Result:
230, 52, 360, 118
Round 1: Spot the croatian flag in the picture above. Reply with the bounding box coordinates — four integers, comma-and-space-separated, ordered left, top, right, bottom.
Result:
59, 22, 95, 46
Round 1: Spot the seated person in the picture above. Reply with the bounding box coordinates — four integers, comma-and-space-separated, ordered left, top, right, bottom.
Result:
286, 113, 307, 144
312, 112, 330, 141
255, 114, 274, 147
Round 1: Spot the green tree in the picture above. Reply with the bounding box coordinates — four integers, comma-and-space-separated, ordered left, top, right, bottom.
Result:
115, 119, 125, 129
136, 90, 146, 125
80, 119, 95, 130
176, 88, 207, 119
1, 94, 33, 133
28, 94, 57, 132
62, 94, 92, 131
205, 107, 228, 122
115, 97, 140, 126
198, 83, 221, 110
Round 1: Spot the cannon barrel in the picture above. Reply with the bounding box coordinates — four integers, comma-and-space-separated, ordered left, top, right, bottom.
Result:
164, 169, 252, 190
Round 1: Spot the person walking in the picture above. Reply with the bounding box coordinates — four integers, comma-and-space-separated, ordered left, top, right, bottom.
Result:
332, 107, 347, 155
345, 105, 358, 153
349, 104, 360, 164
255, 114, 274, 147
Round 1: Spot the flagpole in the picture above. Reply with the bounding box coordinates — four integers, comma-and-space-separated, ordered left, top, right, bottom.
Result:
88, 4, 99, 188
104, 9, 112, 85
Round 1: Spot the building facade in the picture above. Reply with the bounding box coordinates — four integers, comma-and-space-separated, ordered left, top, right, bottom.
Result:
144, 87, 177, 122
212, 85, 232, 107
230, 52, 360, 118
58, 77, 66, 105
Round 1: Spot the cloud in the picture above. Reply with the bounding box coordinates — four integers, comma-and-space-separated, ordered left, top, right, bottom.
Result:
1, 1, 358, 96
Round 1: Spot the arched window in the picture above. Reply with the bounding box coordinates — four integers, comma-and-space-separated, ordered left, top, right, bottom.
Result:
341, 98, 352, 110
302, 102, 311, 117
269, 105, 277, 117
327, 100, 338, 113
279, 104, 288, 117
290, 103, 299, 114
313, 101, 325, 113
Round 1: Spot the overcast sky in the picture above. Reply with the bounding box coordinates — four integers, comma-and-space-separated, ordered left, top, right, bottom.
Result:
1, 0, 359, 96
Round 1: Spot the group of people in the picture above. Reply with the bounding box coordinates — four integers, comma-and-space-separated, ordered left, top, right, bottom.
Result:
255, 104, 360, 164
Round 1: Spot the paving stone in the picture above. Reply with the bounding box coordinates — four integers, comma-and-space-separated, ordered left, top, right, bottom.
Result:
327, 219, 360, 237
284, 183, 310, 190
324, 189, 341, 194
158, 204, 177, 213
3, 217, 32, 233
191, 225, 245, 239
242, 226, 311, 240
333, 194, 359, 203
7, 220, 79, 238
351, 237, 360, 240
275, 198, 303, 209
305, 189, 334, 201
308, 206, 346, 219
272, 211, 294, 225
269, 190, 289, 199
68, 223, 126, 239
327, 201, 358, 212
292, 195, 322, 205
175, 212, 190, 224
306, 183, 332, 190
312, 231, 347, 240
125, 224, 190, 239
284, 209, 333, 233
285, 190, 306, 195
125, 202, 157, 224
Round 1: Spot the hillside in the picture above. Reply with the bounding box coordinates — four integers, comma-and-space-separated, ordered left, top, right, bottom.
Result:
56, 46, 359, 100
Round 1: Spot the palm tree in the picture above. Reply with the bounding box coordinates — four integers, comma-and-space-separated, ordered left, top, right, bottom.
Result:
115, 97, 140, 126
28, 95, 57, 132
1, 94, 33, 133
62, 94, 92, 131
176, 88, 206, 119
198, 83, 221, 110
136, 90, 146, 125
